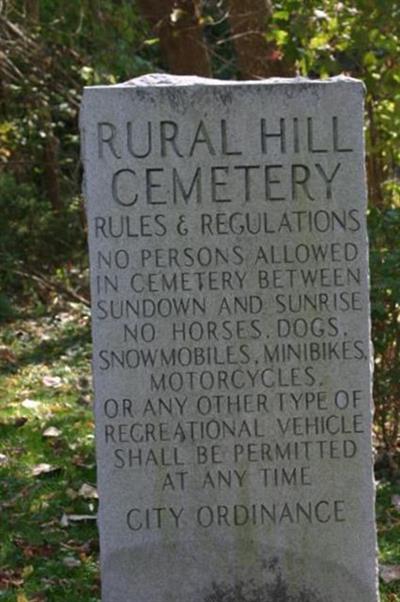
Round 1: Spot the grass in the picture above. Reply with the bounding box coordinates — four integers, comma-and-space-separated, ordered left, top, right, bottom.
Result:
0, 303, 399, 601
377, 479, 400, 601
0, 304, 98, 601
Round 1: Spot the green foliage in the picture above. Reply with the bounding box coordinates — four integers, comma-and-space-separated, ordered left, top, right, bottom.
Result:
0, 174, 52, 265
0, 294, 16, 322
376, 480, 400, 601
268, 0, 400, 206
0, 0, 159, 297
0, 174, 85, 295
369, 207, 400, 452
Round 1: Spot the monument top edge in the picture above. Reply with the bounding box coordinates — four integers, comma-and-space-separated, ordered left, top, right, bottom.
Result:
83, 72, 365, 91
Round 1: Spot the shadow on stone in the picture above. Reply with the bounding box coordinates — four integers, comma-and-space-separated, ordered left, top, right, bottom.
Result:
204, 558, 325, 602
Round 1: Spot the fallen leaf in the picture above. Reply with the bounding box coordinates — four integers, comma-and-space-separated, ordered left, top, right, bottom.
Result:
78, 483, 98, 499
62, 556, 81, 568
0, 484, 35, 510
42, 426, 62, 438
0, 568, 23, 588
41, 576, 69, 587
15, 330, 29, 340
77, 375, 91, 390
60, 513, 97, 527
48, 439, 66, 454
22, 565, 34, 578
72, 455, 94, 469
14, 539, 55, 558
1, 416, 29, 428
31, 463, 61, 478
77, 395, 92, 406
0, 345, 17, 364
21, 399, 41, 410
60, 514, 69, 528
380, 564, 400, 583
39, 518, 60, 530
56, 311, 76, 323
60, 539, 98, 554
66, 488, 78, 500
0, 417, 27, 428
9, 446, 25, 456
42, 375, 62, 388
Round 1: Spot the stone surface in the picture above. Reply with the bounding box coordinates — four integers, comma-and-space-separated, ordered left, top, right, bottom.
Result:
80, 75, 379, 602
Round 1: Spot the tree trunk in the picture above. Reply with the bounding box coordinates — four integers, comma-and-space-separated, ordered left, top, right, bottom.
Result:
227, 0, 293, 78
43, 128, 62, 212
25, 0, 40, 24
366, 100, 384, 207
136, 0, 212, 77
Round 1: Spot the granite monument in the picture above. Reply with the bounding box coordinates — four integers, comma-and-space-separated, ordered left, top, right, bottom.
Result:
80, 74, 379, 602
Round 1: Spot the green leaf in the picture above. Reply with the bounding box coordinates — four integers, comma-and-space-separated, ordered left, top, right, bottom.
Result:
144, 37, 160, 46
274, 10, 290, 21
275, 30, 289, 46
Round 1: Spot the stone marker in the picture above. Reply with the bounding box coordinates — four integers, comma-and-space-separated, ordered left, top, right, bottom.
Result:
80, 74, 379, 602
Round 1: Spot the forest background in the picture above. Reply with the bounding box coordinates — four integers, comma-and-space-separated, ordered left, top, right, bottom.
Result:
0, 1, 399, 601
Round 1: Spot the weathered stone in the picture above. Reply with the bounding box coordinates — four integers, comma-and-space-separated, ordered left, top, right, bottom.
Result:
80, 75, 379, 602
